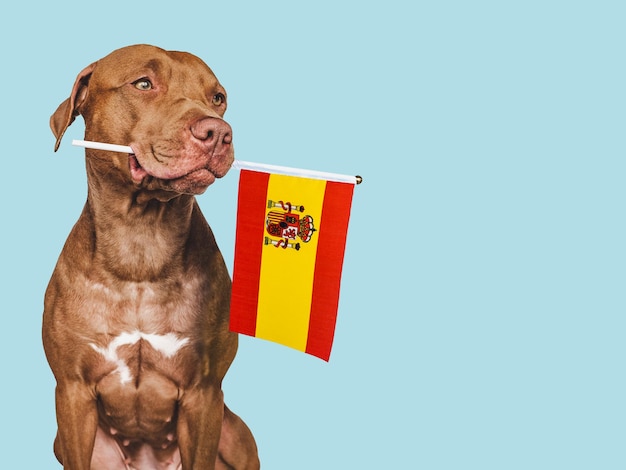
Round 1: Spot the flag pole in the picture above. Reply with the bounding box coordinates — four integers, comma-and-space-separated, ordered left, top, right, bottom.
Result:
232, 160, 361, 185
72, 140, 362, 185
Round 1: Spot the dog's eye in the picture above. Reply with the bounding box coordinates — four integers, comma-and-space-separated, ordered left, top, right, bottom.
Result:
133, 79, 153, 91
212, 93, 225, 106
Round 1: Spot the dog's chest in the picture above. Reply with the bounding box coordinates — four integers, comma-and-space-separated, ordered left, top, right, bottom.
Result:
85, 279, 205, 387
85, 280, 206, 438
91, 330, 191, 385
87, 276, 203, 329
91, 329, 187, 441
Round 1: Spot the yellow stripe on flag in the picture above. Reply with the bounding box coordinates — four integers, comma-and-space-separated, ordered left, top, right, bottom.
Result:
255, 174, 327, 351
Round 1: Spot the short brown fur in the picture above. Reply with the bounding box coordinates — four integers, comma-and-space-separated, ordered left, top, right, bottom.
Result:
44, 44, 259, 470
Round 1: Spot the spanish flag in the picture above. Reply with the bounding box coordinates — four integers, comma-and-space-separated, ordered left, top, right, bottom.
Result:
230, 164, 357, 361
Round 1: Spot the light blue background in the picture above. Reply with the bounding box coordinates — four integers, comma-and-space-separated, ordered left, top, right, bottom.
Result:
1, 1, 624, 468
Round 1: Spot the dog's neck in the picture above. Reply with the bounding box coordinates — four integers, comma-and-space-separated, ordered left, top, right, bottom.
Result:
83, 156, 198, 282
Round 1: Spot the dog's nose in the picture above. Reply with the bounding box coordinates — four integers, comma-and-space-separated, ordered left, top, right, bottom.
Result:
190, 117, 232, 150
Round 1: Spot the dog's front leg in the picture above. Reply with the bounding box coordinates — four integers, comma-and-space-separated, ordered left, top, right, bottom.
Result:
177, 385, 224, 469
54, 380, 98, 470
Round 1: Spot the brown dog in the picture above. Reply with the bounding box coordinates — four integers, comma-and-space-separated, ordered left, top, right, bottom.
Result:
44, 44, 260, 469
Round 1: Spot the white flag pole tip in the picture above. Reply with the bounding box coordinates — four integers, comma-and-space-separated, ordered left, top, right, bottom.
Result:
72, 139, 133, 154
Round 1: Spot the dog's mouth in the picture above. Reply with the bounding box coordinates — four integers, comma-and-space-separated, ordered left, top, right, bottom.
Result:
129, 153, 219, 195
129, 154, 149, 182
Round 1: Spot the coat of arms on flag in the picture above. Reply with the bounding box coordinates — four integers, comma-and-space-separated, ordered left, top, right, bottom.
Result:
264, 199, 316, 249
230, 164, 359, 361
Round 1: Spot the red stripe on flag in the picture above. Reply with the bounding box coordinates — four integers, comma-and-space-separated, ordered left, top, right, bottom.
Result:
230, 170, 270, 336
306, 181, 355, 361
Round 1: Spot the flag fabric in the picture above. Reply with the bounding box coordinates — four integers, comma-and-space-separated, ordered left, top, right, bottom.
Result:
230, 168, 355, 361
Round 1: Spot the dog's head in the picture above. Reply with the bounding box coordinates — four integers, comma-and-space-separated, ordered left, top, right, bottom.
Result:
51, 44, 234, 196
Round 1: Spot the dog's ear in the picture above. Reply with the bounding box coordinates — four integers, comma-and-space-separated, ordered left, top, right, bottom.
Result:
50, 62, 96, 152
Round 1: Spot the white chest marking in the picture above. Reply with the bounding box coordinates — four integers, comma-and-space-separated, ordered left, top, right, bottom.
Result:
91, 331, 190, 384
